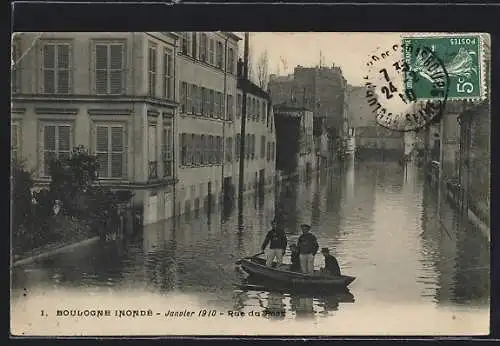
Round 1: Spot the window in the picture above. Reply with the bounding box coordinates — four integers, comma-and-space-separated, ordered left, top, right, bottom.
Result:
163, 49, 173, 99
216, 41, 224, 69
228, 48, 234, 74
95, 42, 125, 95
191, 33, 198, 59
217, 136, 222, 164
209, 136, 214, 164
191, 85, 198, 114
237, 94, 242, 118
201, 87, 207, 116
201, 135, 206, 164
256, 100, 260, 122
246, 134, 251, 160
235, 134, 240, 160
180, 133, 187, 165
186, 84, 193, 114
195, 134, 201, 165
214, 91, 221, 119
267, 142, 271, 161
41, 123, 72, 177
148, 123, 157, 179
95, 124, 126, 179
271, 142, 275, 161
226, 137, 232, 162
11, 122, 20, 162
227, 94, 233, 121
189, 134, 195, 165
180, 82, 187, 113
148, 45, 157, 97
208, 39, 214, 65
200, 33, 208, 62
42, 43, 71, 94
11, 41, 21, 93
261, 135, 266, 158
162, 126, 173, 177
262, 101, 267, 123
253, 99, 258, 121
209, 90, 214, 117
251, 134, 256, 160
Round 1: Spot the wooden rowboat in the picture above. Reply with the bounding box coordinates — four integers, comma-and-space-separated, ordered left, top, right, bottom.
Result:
235, 254, 356, 292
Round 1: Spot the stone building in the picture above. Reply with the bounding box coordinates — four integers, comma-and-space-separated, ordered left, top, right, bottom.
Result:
235, 60, 276, 199
174, 32, 240, 219
268, 65, 347, 161
273, 105, 314, 180
346, 85, 404, 159
11, 32, 179, 226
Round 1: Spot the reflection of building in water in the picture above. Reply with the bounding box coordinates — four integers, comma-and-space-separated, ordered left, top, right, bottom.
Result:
142, 219, 178, 291
263, 291, 286, 320
290, 296, 315, 319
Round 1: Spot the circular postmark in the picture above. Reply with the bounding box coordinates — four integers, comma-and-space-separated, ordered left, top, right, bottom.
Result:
362, 38, 450, 132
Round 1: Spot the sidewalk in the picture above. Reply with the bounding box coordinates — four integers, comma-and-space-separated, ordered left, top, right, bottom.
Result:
11, 236, 100, 268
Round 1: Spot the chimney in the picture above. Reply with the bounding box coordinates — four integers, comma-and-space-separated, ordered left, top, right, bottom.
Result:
237, 58, 244, 78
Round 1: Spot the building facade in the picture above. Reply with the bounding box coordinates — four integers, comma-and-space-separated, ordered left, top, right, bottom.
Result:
268, 65, 347, 160
346, 85, 404, 159
11, 31, 277, 226
235, 68, 277, 198
11, 32, 179, 226
273, 106, 314, 180
174, 32, 240, 218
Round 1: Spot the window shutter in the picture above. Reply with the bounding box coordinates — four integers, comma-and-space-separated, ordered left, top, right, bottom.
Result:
96, 126, 109, 177
110, 44, 124, 94
95, 44, 108, 94
58, 125, 71, 160
111, 126, 124, 178
57, 45, 70, 94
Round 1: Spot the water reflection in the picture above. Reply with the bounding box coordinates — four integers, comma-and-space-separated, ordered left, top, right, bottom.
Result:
11, 159, 490, 326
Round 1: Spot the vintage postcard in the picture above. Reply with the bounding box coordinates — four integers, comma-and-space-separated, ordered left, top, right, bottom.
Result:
10, 32, 490, 336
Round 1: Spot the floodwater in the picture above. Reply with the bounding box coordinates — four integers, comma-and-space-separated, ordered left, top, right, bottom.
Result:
11, 158, 490, 336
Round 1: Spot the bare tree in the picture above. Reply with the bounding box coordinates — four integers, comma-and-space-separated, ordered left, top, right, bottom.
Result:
256, 50, 269, 90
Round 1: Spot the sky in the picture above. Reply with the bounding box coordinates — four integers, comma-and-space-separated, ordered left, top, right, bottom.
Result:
237, 32, 401, 86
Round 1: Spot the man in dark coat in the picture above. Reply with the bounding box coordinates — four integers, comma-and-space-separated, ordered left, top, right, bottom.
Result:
321, 248, 341, 276
261, 219, 288, 267
296, 224, 319, 274
289, 244, 301, 272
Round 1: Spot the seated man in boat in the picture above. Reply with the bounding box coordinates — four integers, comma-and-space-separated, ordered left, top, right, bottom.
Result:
289, 244, 301, 272
320, 248, 341, 276
297, 224, 319, 274
261, 219, 288, 267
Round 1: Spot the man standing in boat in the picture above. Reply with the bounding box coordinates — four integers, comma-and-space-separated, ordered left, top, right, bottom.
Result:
297, 224, 319, 274
261, 219, 288, 267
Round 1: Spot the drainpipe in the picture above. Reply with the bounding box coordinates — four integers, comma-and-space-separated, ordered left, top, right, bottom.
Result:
221, 34, 229, 223
172, 35, 178, 225
238, 33, 249, 229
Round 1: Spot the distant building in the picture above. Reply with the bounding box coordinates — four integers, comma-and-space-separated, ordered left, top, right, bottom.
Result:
11, 32, 179, 226
273, 105, 314, 180
235, 59, 277, 198
346, 85, 404, 159
174, 32, 241, 219
269, 65, 348, 162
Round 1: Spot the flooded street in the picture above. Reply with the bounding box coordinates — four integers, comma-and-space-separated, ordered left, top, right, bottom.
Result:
11, 158, 490, 335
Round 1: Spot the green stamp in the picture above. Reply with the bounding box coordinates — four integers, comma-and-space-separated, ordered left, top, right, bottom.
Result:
402, 34, 484, 101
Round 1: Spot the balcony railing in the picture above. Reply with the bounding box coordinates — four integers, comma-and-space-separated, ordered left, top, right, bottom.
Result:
148, 161, 158, 180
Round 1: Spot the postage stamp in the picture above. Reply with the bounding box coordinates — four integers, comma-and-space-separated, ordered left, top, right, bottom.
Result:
362, 33, 487, 132
402, 34, 486, 101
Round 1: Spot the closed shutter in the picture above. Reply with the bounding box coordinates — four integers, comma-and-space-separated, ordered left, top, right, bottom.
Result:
111, 126, 124, 178
95, 44, 108, 94
110, 44, 124, 94
57, 44, 70, 94
96, 126, 109, 177
43, 44, 55, 94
